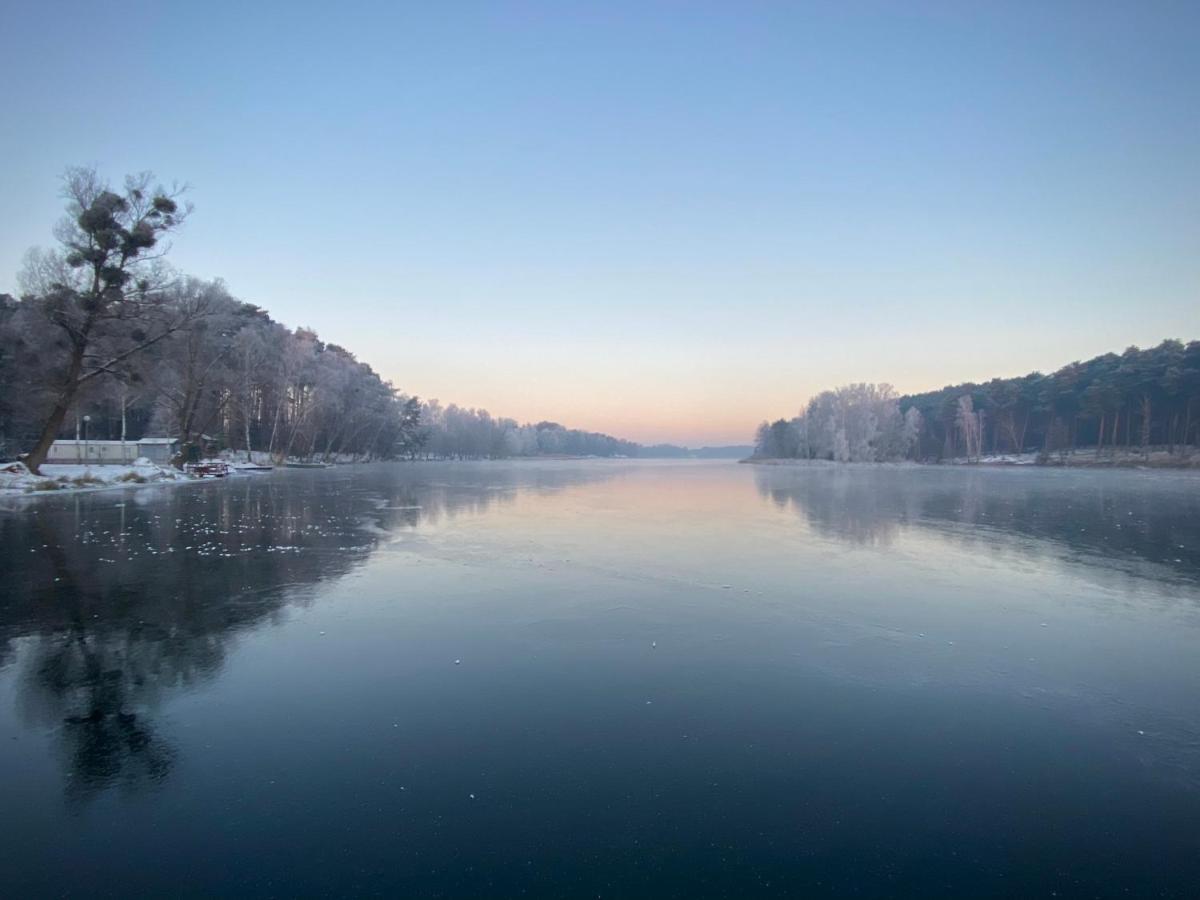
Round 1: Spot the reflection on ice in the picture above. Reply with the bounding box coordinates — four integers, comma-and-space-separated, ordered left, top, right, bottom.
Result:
0, 461, 622, 801
754, 464, 1200, 586
0, 460, 1198, 898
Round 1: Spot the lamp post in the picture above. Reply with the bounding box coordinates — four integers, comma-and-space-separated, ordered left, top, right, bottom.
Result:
82, 415, 91, 466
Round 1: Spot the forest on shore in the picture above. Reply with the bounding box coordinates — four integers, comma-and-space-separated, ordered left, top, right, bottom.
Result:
754, 340, 1200, 464
0, 168, 688, 471
7, 168, 1195, 473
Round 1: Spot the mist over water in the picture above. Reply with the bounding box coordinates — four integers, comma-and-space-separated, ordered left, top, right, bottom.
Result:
1, 461, 1198, 897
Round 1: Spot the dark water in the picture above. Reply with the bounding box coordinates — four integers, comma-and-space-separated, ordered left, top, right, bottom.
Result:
1, 460, 1199, 898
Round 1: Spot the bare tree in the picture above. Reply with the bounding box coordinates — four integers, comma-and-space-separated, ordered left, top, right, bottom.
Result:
150, 279, 248, 451
18, 167, 199, 473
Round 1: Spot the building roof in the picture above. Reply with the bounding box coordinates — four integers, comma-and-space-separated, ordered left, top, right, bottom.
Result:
52, 439, 131, 447
51, 437, 179, 446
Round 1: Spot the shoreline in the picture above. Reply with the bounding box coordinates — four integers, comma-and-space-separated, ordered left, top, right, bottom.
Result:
742, 453, 1200, 470
0, 461, 206, 501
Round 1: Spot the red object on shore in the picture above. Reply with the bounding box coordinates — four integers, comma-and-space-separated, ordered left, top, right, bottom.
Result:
185, 461, 231, 478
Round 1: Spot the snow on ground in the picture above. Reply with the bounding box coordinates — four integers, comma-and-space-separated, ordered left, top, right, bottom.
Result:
219, 448, 277, 466
0, 458, 193, 495
218, 448, 360, 466
961, 453, 1039, 465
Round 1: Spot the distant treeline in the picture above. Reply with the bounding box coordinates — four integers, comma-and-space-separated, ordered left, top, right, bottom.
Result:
0, 167, 659, 470
413, 408, 644, 460
755, 340, 1200, 462
638, 444, 748, 458
406, 416, 743, 460
0, 275, 426, 467
642, 444, 754, 459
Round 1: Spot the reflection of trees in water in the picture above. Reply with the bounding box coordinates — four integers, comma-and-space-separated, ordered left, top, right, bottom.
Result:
20, 624, 175, 808
375, 462, 625, 529
0, 462, 618, 803
754, 466, 1200, 580
756, 467, 918, 547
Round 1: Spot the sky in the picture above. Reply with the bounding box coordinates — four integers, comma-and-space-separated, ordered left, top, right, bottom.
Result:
1, 1, 1197, 446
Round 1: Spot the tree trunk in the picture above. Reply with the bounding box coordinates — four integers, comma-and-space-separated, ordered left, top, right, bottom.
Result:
179, 390, 196, 449
321, 431, 339, 462
268, 400, 283, 459
1140, 395, 1152, 459
1096, 413, 1105, 459
24, 343, 87, 474
1184, 402, 1193, 457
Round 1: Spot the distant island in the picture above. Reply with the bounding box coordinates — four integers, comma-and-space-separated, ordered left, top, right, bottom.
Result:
751, 340, 1200, 467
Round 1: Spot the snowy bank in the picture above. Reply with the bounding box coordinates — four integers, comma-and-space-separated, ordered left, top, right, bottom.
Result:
0, 458, 194, 496
745, 449, 1200, 469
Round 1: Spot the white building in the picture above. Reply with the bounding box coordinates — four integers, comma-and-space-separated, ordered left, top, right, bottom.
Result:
46, 437, 180, 465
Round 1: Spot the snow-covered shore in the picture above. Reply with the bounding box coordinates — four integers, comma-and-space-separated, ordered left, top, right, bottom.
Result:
743, 450, 1200, 469
0, 458, 194, 496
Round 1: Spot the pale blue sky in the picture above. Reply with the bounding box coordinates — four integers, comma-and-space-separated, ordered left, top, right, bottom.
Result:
2, 1, 1197, 444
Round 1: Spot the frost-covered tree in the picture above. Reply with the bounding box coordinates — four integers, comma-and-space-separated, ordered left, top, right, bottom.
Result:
956, 395, 984, 461
785, 383, 916, 462
902, 406, 923, 452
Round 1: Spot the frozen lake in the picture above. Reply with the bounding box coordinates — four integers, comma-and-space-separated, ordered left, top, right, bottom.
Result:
1, 460, 1199, 897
